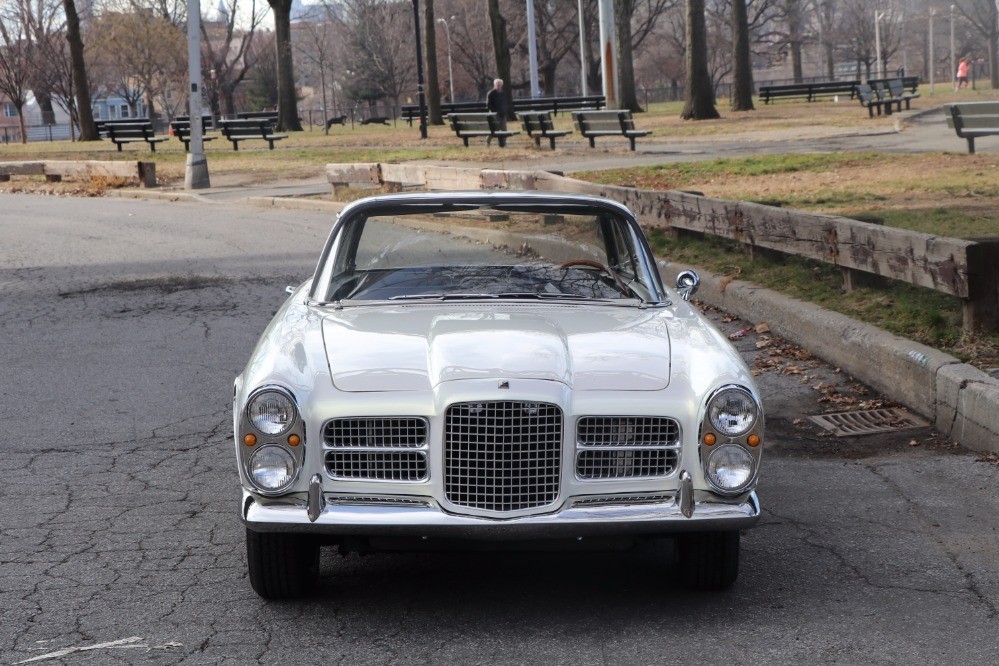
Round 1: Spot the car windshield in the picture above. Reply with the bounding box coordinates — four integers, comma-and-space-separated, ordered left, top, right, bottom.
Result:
312, 198, 665, 305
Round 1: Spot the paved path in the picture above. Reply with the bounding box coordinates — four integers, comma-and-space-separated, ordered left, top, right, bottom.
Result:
2, 194, 998, 664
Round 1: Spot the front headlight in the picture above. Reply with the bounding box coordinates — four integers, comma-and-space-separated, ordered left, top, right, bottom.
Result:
249, 445, 297, 492
708, 387, 759, 437
706, 444, 754, 492
247, 389, 297, 436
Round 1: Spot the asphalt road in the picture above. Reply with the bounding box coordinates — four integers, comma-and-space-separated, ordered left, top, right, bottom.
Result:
2, 194, 998, 665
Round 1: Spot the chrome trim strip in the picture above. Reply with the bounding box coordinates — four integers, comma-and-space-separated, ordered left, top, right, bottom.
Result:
242, 489, 761, 537
678, 470, 694, 518
307, 474, 325, 522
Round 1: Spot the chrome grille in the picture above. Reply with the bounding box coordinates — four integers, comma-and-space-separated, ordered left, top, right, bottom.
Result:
325, 451, 427, 481
444, 401, 562, 512
576, 416, 680, 479
571, 493, 673, 507
323, 417, 429, 481
323, 417, 427, 447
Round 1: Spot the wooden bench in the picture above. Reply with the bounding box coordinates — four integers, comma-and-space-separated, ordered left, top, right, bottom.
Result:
869, 75, 919, 94
887, 78, 920, 110
217, 118, 288, 150
759, 80, 859, 104
101, 120, 168, 152
572, 110, 650, 151
856, 84, 892, 117
170, 116, 216, 151
448, 113, 519, 147
520, 111, 570, 150
945, 102, 999, 154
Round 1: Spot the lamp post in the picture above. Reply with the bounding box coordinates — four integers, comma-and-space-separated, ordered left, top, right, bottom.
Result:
185, 0, 209, 189
436, 17, 454, 103
526, 0, 540, 97
874, 10, 885, 80
411, 0, 427, 139
929, 9, 936, 93
950, 4, 956, 83
577, 0, 587, 95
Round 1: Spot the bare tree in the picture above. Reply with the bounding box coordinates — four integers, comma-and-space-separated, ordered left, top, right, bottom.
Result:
731, 0, 753, 109
203, 0, 267, 116
448, 3, 497, 96
954, 0, 999, 88
533, 0, 577, 95
267, 0, 302, 130
616, 0, 675, 110
62, 0, 97, 138
681, 0, 718, 118
341, 0, 417, 107
293, 5, 337, 129
487, 0, 513, 118
424, 0, 442, 124
0, 7, 32, 142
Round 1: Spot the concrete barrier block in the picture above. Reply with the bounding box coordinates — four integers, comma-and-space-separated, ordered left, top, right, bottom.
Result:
325, 163, 381, 187
936, 364, 999, 453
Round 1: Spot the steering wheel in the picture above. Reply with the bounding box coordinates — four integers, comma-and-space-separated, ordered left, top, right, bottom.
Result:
557, 259, 629, 294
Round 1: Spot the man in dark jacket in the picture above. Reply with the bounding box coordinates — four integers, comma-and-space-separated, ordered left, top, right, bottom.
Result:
486, 78, 507, 144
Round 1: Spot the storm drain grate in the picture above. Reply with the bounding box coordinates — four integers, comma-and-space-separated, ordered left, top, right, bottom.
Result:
807, 408, 929, 437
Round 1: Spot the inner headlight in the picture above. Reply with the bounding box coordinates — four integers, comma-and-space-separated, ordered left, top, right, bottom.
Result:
249, 445, 297, 492
706, 444, 755, 492
708, 387, 759, 437
247, 389, 296, 435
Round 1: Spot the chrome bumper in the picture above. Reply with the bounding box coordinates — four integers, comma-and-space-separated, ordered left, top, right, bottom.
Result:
241, 488, 761, 538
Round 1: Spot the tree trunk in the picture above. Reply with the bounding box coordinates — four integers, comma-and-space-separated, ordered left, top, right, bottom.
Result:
681, 0, 719, 120
424, 0, 443, 124
730, 0, 754, 111
63, 0, 97, 140
16, 104, 27, 144
990, 4, 999, 89
487, 0, 514, 120
36, 92, 57, 125
825, 43, 835, 79
615, 0, 640, 112
787, 0, 803, 82
269, 0, 303, 131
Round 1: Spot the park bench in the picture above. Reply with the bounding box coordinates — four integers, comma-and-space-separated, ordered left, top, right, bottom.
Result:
513, 95, 606, 115
170, 116, 216, 151
217, 118, 288, 151
237, 111, 278, 122
855, 84, 892, 117
519, 111, 570, 150
572, 110, 650, 151
887, 78, 920, 110
945, 102, 999, 154
101, 120, 168, 152
869, 75, 919, 94
448, 112, 519, 147
759, 80, 859, 104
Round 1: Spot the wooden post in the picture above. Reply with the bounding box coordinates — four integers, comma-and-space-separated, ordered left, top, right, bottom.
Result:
962, 239, 999, 332
137, 162, 156, 188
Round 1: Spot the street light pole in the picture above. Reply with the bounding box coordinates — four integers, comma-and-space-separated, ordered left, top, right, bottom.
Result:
411, 0, 427, 139
577, 0, 587, 95
930, 9, 936, 94
950, 4, 956, 83
437, 17, 454, 103
184, 0, 209, 189
874, 10, 884, 80
526, 0, 540, 97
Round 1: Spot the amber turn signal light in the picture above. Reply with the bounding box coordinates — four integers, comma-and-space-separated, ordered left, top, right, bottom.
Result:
288, 434, 301, 447
703, 433, 716, 446
243, 434, 257, 447
747, 434, 761, 447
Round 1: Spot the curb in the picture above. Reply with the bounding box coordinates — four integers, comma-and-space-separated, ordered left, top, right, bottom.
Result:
659, 261, 999, 455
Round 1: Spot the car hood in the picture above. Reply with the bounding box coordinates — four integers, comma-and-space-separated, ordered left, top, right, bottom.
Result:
321, 305, 671, 392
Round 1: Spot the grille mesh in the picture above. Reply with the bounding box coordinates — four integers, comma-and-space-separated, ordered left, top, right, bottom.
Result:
445, 401, 562, 512
576, 416, 680, 479
323, 417, 428, 481
323, 417, 427, 447
325, 451, 427, 481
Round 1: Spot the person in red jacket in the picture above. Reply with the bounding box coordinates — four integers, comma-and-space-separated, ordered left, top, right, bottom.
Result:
955, 57, 969, 90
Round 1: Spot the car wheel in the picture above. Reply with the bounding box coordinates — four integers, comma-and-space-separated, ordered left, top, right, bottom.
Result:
674, 531, 740, 590
246, 528, 320, 599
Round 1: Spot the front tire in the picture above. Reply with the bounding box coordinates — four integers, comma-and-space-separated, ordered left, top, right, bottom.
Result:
246, 528, 320, 599
675, 531, 740, 590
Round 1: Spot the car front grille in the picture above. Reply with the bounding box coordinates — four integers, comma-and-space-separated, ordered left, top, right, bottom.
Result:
444, 401, 562, 513
575, 416, 680, 479
323, 417, 429, 481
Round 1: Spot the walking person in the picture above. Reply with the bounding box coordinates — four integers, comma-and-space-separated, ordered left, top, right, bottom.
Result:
955, 57, 969, 90
486, 79, 507, 145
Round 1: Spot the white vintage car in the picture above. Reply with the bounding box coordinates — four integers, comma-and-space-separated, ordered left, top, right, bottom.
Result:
234, 191, 764, 598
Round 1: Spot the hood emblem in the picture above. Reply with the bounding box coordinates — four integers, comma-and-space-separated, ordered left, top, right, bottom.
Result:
498, 380, 510, 389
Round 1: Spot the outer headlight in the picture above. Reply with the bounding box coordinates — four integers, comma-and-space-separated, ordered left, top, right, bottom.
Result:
706, 444, 755, 492
248, 445, 297, 492
247, 389, 296, 436
708, 387, 759, 437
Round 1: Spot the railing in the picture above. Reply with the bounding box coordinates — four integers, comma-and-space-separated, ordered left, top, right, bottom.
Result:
325, 163, 999, 333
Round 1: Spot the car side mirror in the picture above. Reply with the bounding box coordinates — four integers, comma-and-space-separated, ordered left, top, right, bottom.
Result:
676, 270, 699, 301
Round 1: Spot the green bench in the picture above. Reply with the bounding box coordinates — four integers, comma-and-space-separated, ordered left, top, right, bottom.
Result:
102, 120, 168, 152
519, 111, 570, 150
572, 110, 650, 151
448, 113, 519, 147
945, 102, 999, 154
217, 118, 288, 151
